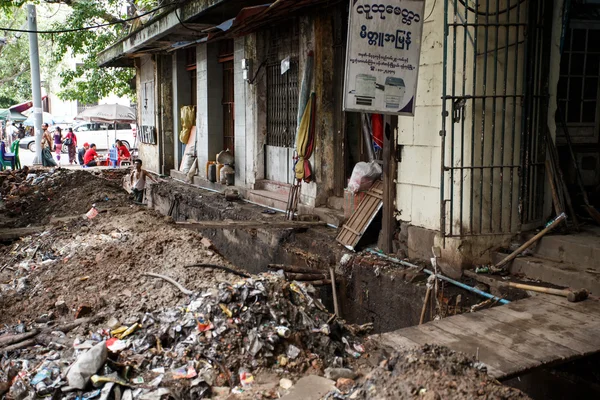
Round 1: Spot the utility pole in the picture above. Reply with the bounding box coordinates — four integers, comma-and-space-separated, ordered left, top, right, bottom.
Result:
27, 4, 43, 164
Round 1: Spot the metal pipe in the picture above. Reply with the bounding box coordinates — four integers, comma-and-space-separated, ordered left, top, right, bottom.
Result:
366, 249, 510, 305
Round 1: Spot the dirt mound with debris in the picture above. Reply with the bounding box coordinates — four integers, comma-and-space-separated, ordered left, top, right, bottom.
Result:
0, 167, 131, 228
331, 344, 530, 399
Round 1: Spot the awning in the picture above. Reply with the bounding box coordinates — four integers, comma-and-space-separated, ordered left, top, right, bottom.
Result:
0, 108, 27, 122
209, 0, 339, 40
9, 96, 48, 113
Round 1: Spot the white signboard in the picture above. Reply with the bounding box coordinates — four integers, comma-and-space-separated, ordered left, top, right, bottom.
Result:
343, 0, 425, 115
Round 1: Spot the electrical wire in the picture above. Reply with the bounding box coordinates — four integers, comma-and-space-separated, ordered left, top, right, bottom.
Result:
0, 1, 176, 34
456, 0, 526, 16
424, 0, 437, 21
173, 6, 205, 33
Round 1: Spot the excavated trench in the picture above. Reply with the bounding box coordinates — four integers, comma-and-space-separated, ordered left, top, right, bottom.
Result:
142, 178, 600, 399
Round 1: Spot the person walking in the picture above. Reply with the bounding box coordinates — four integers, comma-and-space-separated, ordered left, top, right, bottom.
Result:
64, 127, 77, 164
41, 123, 57, 167
53, 127, 64, 166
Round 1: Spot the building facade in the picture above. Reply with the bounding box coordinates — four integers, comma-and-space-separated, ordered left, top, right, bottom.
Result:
99, 0, 600, 272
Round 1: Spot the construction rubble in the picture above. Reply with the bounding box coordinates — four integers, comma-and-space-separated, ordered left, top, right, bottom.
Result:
0, 168, 532, 399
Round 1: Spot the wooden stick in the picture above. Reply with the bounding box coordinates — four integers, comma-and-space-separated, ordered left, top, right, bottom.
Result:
329, 267, 339, 317
185, 263, 250, 278
545, 159, 564, 217
0, 330, 39, 347
419, 286, 431, 325
545, 129, 579, 230
495, 213, 566, 269
300, 279, 331, 286
142, 272, 194, 295
267, 264, 318, 274
285, 272, 327, 281
1, 339, 36, 352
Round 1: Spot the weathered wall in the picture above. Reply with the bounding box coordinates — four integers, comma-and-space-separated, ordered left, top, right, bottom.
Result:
137, 55, 160, 173
158, 54, 175, 175
196, 43, 224, 170
172, 50, 193, 170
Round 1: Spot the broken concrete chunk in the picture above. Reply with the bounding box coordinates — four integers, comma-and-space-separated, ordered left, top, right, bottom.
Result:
280, 375, 336, 400
325, 367, 357, 380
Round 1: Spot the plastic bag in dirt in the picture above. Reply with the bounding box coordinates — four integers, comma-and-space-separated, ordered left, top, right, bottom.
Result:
347, 161, 382, 193
66, 341, 107, 389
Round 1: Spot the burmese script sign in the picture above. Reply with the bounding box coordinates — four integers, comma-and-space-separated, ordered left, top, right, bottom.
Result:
343, 0, 425, 115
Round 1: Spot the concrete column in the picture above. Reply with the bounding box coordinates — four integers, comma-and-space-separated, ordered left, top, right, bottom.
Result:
159, 54, 175, 175
233, 37, 247, 186
172, 50, 192, 170
196, 43, 224, 171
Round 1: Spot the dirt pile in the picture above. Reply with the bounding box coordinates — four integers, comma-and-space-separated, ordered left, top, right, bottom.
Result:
0, 167, 130, 228
327, 344, 530, 399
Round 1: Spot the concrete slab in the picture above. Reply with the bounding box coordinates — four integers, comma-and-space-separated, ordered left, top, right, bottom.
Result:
280, 375, 336, 400
532, 230, 600, 270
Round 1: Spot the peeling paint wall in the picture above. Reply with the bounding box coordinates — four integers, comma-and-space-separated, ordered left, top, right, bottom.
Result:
137, 55, 160, 174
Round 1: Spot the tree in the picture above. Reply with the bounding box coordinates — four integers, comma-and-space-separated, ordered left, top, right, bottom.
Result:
0, 7, 34, 108
0, 0, 160, 105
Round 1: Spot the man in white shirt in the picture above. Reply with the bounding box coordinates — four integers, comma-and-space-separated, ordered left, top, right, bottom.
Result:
130, 159, 157, 203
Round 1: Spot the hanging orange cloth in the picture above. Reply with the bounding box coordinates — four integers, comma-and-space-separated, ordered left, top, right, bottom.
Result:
294, 93, 316, 183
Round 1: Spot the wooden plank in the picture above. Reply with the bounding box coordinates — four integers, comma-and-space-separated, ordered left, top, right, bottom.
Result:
424, 320, 534, 378
477, 307, 593, 354
493, 303, 600, 348
177, 220, 326, 229
381, 115, 395, 254
377, 332, 420, 349
443, 311, 576, 364
506, 296, 600, 325
539, 293, 600, 316
336, 181, 384, 250
416, 324, 512, 378
391, 326, 504, 378
0, 227, 44, 241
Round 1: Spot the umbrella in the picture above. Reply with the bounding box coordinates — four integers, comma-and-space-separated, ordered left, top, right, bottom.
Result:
75, 104, 136, 124
75, 104, 137, 150
23, 112, 55, 126
0, 108, 27, 121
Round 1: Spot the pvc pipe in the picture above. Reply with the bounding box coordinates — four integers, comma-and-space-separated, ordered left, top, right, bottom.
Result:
366, 249, 510, 305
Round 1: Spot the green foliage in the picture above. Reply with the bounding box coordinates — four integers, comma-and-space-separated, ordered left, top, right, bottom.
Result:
0, 0, 141, 105
0, 7, 34, 107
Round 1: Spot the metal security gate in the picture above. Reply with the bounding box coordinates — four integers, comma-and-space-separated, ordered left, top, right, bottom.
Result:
440, 0, 551, 238
265, 21, 299, 184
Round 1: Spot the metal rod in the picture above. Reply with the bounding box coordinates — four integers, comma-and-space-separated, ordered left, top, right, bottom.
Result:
366, 249, 510, 305
489, 0, 500, 233
440, 0, 450, 241
479, 0, 490, 234
470, 0, 479, 235
499, 0, 511, 233
443, 94, 525, 99
450, 0, 458, 236
447, 22, 528, 27
446, 165, 520, 170
508, 0, 522, 233
460, 0, 468, 237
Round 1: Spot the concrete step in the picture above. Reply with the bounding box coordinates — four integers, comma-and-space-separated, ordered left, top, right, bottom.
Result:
531, 231, 600, 270
298, 205, 345, 228
247, 190, 289, 211
254, 179, 291, 196
494, 252, 600, 295
327, 196, 345, 211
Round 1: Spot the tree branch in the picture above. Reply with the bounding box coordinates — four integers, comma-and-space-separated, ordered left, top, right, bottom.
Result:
0, 65, 30, 85
43, 0, 124, 24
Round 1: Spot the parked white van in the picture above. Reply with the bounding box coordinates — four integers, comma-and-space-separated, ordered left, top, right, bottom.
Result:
73, 122, 136, 150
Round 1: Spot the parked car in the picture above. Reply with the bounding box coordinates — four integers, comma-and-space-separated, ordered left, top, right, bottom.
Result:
73, 122, 136, 151
21, 123, 137, 153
